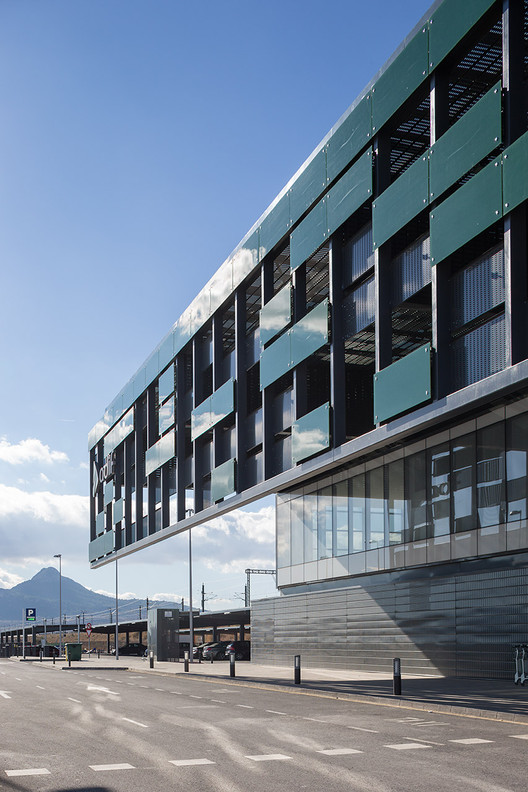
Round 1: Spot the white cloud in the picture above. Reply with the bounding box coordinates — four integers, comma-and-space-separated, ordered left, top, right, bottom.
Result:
151, 592, 184, 602
0, 438, 69, 466
39, 473, 50, 483
0, 484, 87, 526
0, 568, 24, 588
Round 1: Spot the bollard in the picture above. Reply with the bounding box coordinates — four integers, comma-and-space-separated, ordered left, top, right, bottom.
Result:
53, 653, 55, 665
39, 649, 43, 663
98, 649, 100, 659
184, 651, 189, 672
68, 656, 71, 668
149, 650, 154, 669
210, 654, 213, 664
229, 651, 235, 678
393, 657, 402, 696
294, 654, 301, 685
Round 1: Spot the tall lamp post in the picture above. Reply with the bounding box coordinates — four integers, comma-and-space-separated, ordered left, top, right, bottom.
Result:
185, 509, 195, 662
53, 554, 62, 656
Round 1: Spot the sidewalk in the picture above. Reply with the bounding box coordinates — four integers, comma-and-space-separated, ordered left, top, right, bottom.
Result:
59, 654, 528, 724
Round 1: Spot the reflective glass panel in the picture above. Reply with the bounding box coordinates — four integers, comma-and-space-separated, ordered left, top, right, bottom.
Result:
333, 481, 349, 556
159, 396, 175, 435
451, 434, 476, 533
349, 474, 365, 552
428, 443, 450, 536
477, 423, 505, 528
387, 460, 404, 544
304, 493, 318, 562
290, 300, 329, 368
158, 364, 175, 404
507, 413, 528, 521
290, 497, 304, 565
405, 451, 427, 540
317, 486, 333, 559
276, 495, 291, 569
367, 467, 385, 548
260, 283, 291, 346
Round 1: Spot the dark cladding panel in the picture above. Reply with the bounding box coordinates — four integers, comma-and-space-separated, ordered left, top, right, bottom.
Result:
372, 154, 429, 250
326, 94, 372, 183
428, 0, 497, 70
289, 148, 327, 223
373, 343, 432, 424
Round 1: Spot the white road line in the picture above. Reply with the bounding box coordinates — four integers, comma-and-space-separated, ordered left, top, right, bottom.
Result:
303, 717, 327, 722
189, 695, 203, 699
317, 748, 363, 756
170, 691, 182, 694
265, 710, 287, 715
449, 738, 494, 745
35, 685, 45, 690
510, 734, 528, 740
87, 685, 119, 695
6, 769, 50, 777
68, 697, 82, 703
236, 704, 254, 709
15, 678, 21, 681
90, 763, 135, 771
140, 685, 149, 688
169, 759, 215, 767
210, 699, 227, 703
404, 737, 444, 746
155, 688, 164, 692
246, 754, 292, 762
0, 691, 12, 699
127, 683, 136, 686
345, 725, 379, 733
385, 743, 431, 750
122, 717, 148, 728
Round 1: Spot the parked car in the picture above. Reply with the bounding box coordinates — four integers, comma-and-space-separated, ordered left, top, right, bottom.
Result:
201, 641, 231, 661
193, 642, 215, 660
224, 641, 250, 660
111, 642, 147, 656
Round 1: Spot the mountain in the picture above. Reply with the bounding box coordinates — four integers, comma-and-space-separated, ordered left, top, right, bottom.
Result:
0, 567, 182, 626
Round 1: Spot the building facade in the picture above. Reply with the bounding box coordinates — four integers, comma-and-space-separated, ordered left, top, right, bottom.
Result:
90, 0, 528, 677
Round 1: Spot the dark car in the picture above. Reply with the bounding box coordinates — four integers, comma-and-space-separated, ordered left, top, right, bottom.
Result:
224, 641, 250, 660
202, 641, 231, 661
193, 642, 215, 660
112, 642, 147, 656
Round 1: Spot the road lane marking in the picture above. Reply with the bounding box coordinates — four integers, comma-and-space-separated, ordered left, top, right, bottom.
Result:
189, 695, 203, 699
449, 738, 494, 745
15, 678, 21, 681
385, 743, 431, 750
303, 717, 327, 722
170, 691, 182, 694
6, 769, 50, 777
317, 748, 363, 756
246, 754, 292, 762
345, 725, 379, 733
87, 685, 119, 695
211, 699, 227, 703
236, 704, 253, 709
404, 737, 444, 746
511, 734, 528, 739
0, 691, 12, 699
266, 710, 287, 715
155, 688, 164, 692
68, 697, 82, 703
122, 717, 148, 728
90, 763, 135, 771
169, 759, 215, 766
36, 685, 45, 690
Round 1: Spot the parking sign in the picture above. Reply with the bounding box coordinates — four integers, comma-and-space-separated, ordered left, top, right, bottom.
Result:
25, 608, 36, 622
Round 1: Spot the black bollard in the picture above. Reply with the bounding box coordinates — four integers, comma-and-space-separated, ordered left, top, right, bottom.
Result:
184, 651, 189, 672
68, 656, 71, 668
39, 650, 43, 662
229, 651, 235, 678
149, 651, 154, 669
393, 657, 402, 696
294, 654, 301, 685
52, 653, 55, 665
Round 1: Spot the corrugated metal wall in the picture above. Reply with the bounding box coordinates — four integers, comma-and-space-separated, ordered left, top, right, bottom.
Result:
251, 555, 528, 678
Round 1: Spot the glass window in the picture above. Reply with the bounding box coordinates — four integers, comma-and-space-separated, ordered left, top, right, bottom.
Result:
333, 482, 349, 556
158, 364, 175, 404
507, 412, 528, 521
317, 486, 333, 559
428, 443, 450, 536
367, 467, 385, 548
477, 423, 505, 528
276, 495, 291, 569
159, 396, 175, 435
387, 460, 404, 544
304, 493, 318, 562
349, 474, 365, 552
451, 433, 476, 533
290, 497, 304, 566
405, 451, 427, 540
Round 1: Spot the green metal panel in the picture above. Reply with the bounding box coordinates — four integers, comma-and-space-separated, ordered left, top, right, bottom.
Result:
430, 157, 502, 265
327, 150, 373, 236
372, 154, 429, 249
371, 27, 429, 133
430, 82, 501, 202
211, 458, 236, 503
502, 130, 528, 213
259, 192, 290, 259
429, 0, 497, 70
373, 343, 432, 424
191, 396, 212, 441
326, 94, 372, 183
113, 498, 124, 524
260, 283, 292, 346
260, 330, 291, 390
158, 364, 174, 403
290, 299, 329, 367
290, 148, 327, 223
290, 198, 327, 272
292, 402, 330, 464
210, 378, 235, 425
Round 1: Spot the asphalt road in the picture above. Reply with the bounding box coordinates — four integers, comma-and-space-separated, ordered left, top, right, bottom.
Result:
1, 659, 527, 792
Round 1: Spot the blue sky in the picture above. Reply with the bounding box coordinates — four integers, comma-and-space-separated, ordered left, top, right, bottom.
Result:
0, 0, 432, 614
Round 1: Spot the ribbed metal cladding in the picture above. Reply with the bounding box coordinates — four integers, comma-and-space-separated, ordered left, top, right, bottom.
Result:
342, 224, 374, 288
343, 277, 376, 338
251, 555, 528, 678
452, 313, 506, 390
392, 234, 431, 305
451, 246, 504, 330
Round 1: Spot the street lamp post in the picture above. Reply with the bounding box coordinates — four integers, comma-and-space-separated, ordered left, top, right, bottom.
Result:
76, 615, 80, 643
53, 554, 62, 656
185, 509, 195, 663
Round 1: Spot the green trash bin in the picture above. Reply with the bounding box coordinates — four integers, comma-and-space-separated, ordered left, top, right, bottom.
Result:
65, 643, 82, 661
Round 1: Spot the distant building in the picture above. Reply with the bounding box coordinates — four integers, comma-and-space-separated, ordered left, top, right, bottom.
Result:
90, 0, 528, 677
